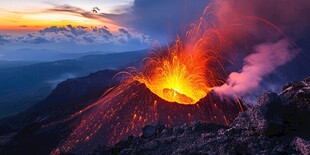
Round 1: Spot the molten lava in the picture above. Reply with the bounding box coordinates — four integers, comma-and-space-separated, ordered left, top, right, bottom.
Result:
124, 5, 233, 104
129, 23, 227, 104
134, 37, 212, 104
50, 3, 249, 154
52, 82, 243, 154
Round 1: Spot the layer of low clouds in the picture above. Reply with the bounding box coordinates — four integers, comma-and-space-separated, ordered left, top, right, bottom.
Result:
0, 25, 151, 61
0, 25, 150, 45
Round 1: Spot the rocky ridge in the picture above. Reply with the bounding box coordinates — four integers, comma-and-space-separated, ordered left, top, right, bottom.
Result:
96, 77, 310, 155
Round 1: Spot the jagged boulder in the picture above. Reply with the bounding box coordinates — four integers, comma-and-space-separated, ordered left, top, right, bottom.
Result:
233, 77, 310, 138
142, 124, 164, 138
281, 77, 310, 109
294, 137, 310, 155
232, 92, 286, 136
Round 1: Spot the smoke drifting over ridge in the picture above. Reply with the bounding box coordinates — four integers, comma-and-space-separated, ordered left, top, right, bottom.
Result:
214, 39, 298, 96
211, 0, 310, 97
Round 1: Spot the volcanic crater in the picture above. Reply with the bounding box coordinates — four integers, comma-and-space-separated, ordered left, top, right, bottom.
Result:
53, 81, 244, 154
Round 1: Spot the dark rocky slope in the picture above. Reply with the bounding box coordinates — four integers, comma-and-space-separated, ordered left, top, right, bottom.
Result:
0, 50, 145, 119
97, 77, 310, 155
51, 81, 243, 154
0, 69, 119, 154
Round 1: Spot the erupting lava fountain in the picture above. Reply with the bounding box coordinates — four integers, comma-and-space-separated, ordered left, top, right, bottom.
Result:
52, 4, 245, 154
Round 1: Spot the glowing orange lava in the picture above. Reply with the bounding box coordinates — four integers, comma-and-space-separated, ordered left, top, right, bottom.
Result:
50, 4, 249, 154
128, 14, 227, 104
134, 37, 211, 104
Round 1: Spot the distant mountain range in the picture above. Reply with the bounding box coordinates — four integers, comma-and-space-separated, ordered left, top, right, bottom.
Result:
0, 49, 113, 62
0, 50, 147, 119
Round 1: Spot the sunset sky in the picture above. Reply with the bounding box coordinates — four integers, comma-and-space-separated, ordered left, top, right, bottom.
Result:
0, 0, 133, 32
2, 0, 310, 60
0, 0, 210, 60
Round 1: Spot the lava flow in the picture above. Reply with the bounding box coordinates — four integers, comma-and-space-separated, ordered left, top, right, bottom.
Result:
52, 4, 244, 155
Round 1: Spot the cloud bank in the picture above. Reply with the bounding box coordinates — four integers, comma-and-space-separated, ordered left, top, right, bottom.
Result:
0, 25, 150, 45
0, 25, 151, 61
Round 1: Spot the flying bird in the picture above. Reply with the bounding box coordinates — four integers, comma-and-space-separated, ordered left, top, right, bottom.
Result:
92, 7, 100, 13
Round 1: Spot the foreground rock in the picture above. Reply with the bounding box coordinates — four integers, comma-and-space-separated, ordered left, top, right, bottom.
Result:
96, 77, 310, 155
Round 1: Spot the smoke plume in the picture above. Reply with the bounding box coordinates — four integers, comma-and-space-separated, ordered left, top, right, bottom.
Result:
211, 0, 310, 98
214, 39, 298, 96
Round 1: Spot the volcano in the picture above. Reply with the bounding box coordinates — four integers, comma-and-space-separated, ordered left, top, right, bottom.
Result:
53, 81, 244, 154
95, 77, 310, 155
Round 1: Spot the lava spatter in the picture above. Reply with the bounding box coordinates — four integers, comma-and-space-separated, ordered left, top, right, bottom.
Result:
52, 4, 245, 154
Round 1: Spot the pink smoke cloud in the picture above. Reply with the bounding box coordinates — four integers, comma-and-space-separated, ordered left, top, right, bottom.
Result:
213, 39, 298, 96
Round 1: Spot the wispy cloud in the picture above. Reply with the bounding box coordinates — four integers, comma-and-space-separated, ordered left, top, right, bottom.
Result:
46, 4, 117, 26
0, 4, 124, 30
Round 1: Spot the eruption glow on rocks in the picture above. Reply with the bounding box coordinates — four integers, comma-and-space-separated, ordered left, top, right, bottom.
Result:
49, 1, 299, 154
50, 5, 246, 154
131, 37, 213, 104
125, 7, 229, 104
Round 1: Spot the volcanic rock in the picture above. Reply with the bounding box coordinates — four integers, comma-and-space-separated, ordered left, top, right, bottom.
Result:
95, 77, 310, 155
0, 69, 244, 154
142, 124, 164, 138
0, 69, 119, 155
232, 91, 285, 136
294, 137, 310, 155
50, 80, 243, 154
